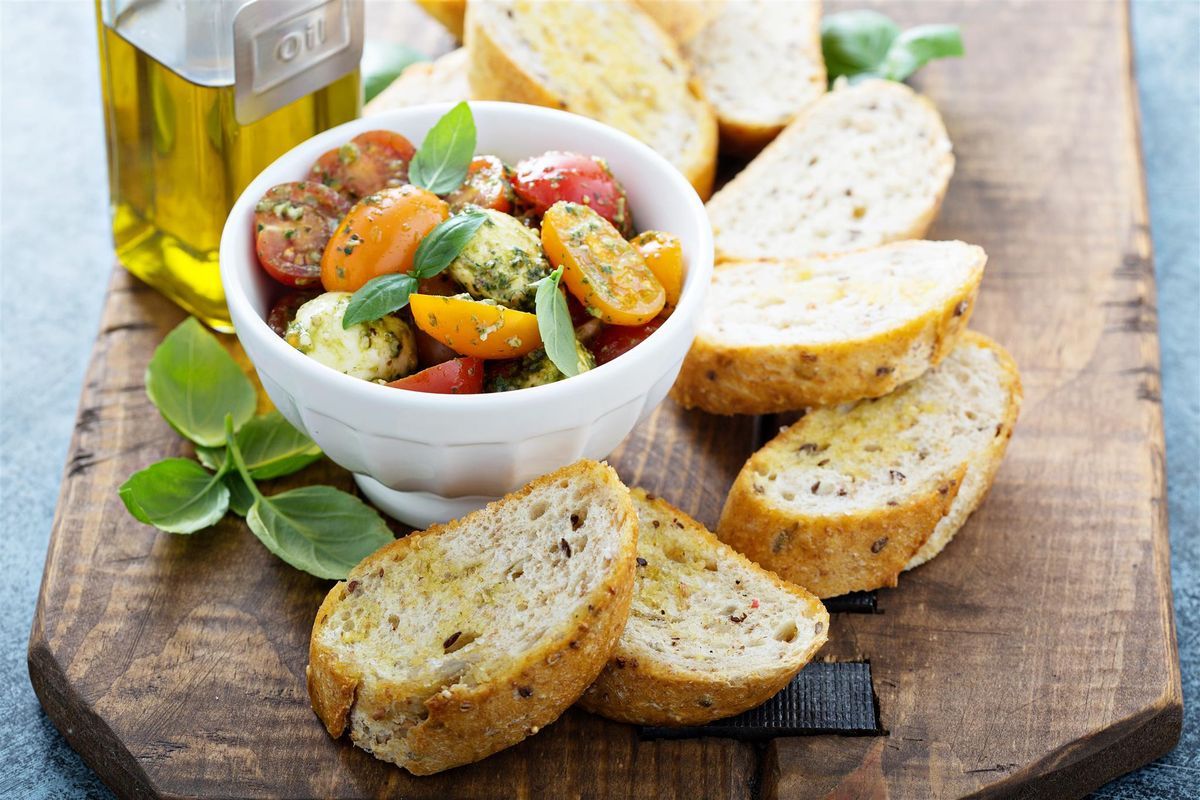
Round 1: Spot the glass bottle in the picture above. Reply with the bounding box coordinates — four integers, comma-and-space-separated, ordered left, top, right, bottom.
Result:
96, 0, 364, 331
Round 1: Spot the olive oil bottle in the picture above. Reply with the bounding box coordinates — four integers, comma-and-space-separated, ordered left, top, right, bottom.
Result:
96, 0, 364, 331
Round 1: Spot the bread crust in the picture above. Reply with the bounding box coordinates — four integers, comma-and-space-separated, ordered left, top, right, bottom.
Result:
904, 333, 1023, 568
671, 244, 985, 415
306, 460, 638, 775
718, 455, 966, 599
414, 0, 466, 39
579, 490, 828, 725
465, 1, 718, 199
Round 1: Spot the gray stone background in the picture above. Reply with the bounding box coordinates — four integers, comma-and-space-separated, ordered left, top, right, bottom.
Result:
0, 1, 1195, 797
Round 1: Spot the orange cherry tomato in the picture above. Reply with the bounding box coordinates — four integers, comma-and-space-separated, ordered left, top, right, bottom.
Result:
631, 231, 684, 307
446, 156, 514, 213
321, 185, 448, 292
541, 202, 665, 326
409, 294, 542, 360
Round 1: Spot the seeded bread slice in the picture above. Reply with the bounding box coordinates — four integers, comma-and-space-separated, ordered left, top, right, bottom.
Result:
465, 0, 719, 198
634, 0, 724, 43
683, 0, 825, 154
707, 79, 954, 262
365, 48, 470, 114
579, 488, 828, 725
672, 241, 986, 415
717, 332, 1021, 597
307, 460, 637, 775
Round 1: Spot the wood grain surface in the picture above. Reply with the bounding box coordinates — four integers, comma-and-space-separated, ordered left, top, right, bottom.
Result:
28, 1, 1180, 798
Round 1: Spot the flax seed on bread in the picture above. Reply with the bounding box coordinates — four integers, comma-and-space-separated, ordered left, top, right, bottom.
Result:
717, 332, 1020, 597
579, 488, 828, 725
672, 240, 986, 415
706, 79, 954, 262
307, 460, 637, 774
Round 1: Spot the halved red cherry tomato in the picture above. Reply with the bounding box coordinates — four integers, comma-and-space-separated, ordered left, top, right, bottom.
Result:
590, 315, 667, 366
631, 231, 684, 307
446, 156, 514, 213
266, 289, 319, 337
321, 185, 449, 292
309, 130, 416, 201
542, 201, 666, 326
512, 151, 633, 237
387, 357, 484, 394
254, 182, 350, 287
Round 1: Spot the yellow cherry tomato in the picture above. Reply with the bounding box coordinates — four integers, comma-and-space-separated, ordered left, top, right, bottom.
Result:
631, 231, 684, 307
409, 294, 542, 360
541, 201, 665, 326
321, 185, 448, 292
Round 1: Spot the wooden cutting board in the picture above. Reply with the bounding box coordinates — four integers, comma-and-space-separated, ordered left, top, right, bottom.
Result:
29, 1, 1181, 797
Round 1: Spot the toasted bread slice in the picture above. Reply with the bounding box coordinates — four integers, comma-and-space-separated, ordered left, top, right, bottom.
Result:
683, 0, 825, 154
634, 0, 724, 43
365, 49, 470, 114
717, 332, 1020, 597
579, 488, 828, 725
707, 80, 954, 261
672, 241, 986, 415
307, 460, 637, 775
465, 0, 719, 198
414, 0, 466, 39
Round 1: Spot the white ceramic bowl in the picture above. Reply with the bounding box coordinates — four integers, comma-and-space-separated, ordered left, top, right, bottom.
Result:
220, 102, 712, 527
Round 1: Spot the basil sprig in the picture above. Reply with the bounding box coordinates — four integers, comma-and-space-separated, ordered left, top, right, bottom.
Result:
534, 266, 583, 378
821, 11, 963, 85
408, 101, 477, 194
224, 417, 394, 580
342, 209, 487, 328
119, 318, 394, 580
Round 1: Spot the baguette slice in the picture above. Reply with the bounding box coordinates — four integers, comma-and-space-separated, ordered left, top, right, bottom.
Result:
414, 0, 466, 39
579, 488, 828, 725
683, 0, 825, 154
707, 80, 954, 262
465, 0, 719, 198
307, 460, 637, 775
365, 49, 470, 114
672, 241, 986, 415
634, 0, 724, 43
717, 332, 1021, 597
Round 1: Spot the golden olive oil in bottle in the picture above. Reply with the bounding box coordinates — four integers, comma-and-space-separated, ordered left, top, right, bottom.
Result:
96, 0, 364, 331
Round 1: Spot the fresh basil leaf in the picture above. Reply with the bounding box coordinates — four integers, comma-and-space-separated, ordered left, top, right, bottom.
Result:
361, 41, 428, 103
408, 101, 476, 194
821, 11, 962, 86
119, 458, 229, 534
342, 273, 419, 329
411, 209, 488, 279
197, 411, 322, 480
246, 486, 394, 579
225, 472, 254, 517
534, 267, 582, 378
145, 318, 256, 447
878, 25, 964, 82
821, 10, 899, 82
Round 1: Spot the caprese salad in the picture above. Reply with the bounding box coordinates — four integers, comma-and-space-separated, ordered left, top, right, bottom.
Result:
253, 103, 683, 394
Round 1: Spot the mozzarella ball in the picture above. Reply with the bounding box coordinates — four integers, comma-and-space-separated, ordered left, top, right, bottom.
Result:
285, 291, 417, 382
448, 208, 550, 311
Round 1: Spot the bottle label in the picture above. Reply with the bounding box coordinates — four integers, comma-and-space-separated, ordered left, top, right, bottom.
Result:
234, 0, 363, 125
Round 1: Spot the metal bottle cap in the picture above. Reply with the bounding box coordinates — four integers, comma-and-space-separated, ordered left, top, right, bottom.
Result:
233, 0, 363, 125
